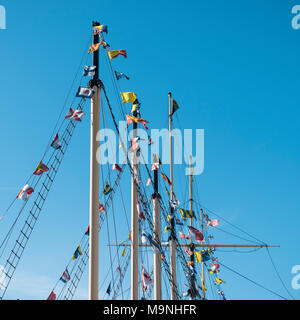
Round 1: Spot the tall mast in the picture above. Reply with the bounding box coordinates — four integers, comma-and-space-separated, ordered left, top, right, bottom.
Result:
200, 208, 205, 299
89, 21, 101, 300
131, 108, 139, 300
188, 156, 197, 299
153, 154, 162, 299
169, 92, 177, 300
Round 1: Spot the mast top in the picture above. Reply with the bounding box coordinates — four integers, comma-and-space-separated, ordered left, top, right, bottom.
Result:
92, 21, 101, 27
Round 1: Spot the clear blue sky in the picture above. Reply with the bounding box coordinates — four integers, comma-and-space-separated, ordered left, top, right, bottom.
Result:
0, 0, 300, 300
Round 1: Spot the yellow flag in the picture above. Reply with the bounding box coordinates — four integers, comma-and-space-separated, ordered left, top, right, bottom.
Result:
194, 250, 202, 263
215, 276, 226, 284
164, 225, 171, 233
167, 214, 171, 222
121, 92, 137, 103
121, 247, 126, 257
88, 42, 102, 54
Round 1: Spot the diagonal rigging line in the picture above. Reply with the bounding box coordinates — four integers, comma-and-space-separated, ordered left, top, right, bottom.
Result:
194, 200, 266, 245
218, 261, 289, 300
265, 247, 295, 300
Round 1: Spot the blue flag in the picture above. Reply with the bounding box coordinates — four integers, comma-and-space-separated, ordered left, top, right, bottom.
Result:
83, 65, 96, 77
115, 71, 130, 80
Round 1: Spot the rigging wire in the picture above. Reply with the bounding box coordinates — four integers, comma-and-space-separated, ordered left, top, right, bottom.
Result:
265, 247, 295, 300
218, 261, 288, 300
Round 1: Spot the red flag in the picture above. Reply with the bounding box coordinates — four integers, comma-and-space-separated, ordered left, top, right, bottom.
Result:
141, 264, 152, 291
99, 203, 106, 213
137, 200, 145, 221
112, 163, 122, 172
188, 226, 204, 242
33, 161, 49, 175
47, 290, 56, 300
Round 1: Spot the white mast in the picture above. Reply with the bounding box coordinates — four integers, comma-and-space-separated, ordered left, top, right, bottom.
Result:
131, 110, 139, 300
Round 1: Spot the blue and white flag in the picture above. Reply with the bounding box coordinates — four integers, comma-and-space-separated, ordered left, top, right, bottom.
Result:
60, 268, 70, 283
83, 65, 96, 77
115, 71, 130, 80
141, 230, 162, 256
76, 86, 95, 98
50, 133, 61, 150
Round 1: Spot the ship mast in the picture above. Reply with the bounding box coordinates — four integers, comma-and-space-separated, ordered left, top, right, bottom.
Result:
89, 21, 101, 300
188, 156, 198, 299
153, 154, 162, 299
169, 92, 177, 300
131, 108, 139, 299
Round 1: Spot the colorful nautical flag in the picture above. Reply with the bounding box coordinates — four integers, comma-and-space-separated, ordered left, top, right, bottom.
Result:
160, 172, 172, 186
99, 203, 106, 214
130, 137, 140, 151
214, 276, 226, 285
103, 182, 112, 195
151, 162, 159, 171
65, 108, 85, 122
33, 161, 49, 176
102, 41, 110, 50
115, 71, 129, 80
184, 246, 193, 256
50, 133, 61, 150
217, 289, 226, 300
108, 50, 127, 59
171, 99, 180, 116
112, 163, 122, 173
83, 65, 96, 77
121, 246, 126, 257
121, 92, 137, 103
16, 184, 34, 201
164, 225, 171, 233
93, 24, 108, 35
206, 219, 219, 227
137, 199, 145, 221
141, 264, 152, 292
126, 114, 149, 130
88, 42, 102, 54
106, 282, 111, 295
209, 263, 220, 274
60, 268, 70, 283
47, 290, 56, 300
188, 226, 204, 242
179, 208, 196, 221
72, 245, 82, 260
85, 225, 90, 235
179, 232, 190, 240
76, 86, 95, 98
141, 230, 162, 256
194, 250, 202, 263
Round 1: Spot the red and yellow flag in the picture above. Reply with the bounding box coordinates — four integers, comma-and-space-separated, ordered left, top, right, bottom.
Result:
108, 50, 127, 59
126, 114, 149, 130
88, 42, 104, 54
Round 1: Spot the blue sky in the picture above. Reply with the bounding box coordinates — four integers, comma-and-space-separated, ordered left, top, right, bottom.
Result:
0, 0, 300, 300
